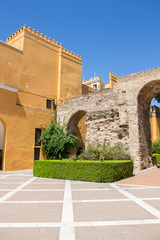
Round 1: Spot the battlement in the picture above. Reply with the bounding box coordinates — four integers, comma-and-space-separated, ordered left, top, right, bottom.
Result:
6, 25, 82, 60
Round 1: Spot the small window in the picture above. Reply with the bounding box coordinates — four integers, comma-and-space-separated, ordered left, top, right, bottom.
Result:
46, 99, 51, 109
35, 128, 41, 146
93, 84, 97, 90
34, 148, 40, 160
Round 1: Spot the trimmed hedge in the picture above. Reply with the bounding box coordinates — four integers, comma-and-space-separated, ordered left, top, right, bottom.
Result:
152, 154, 160, 164
33, 160, 133, 183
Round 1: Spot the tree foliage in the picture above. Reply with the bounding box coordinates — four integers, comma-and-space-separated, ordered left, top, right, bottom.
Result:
39, 117, 77, 159
152, 139, 160, 154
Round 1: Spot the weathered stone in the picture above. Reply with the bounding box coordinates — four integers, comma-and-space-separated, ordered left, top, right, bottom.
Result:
57, 67, 160, 172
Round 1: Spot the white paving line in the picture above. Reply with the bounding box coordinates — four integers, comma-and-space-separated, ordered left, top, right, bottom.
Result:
59, 180, 75, 240
0, 177, 35, 203
0, 182, 29, 184
20, 189, 65, 192
73, 199, 131, 203
4, 200, 63, 203
73, 219, 160, 227
1, 197, 160, 204
0, 219, 160, 228
28, 182, 65, 184
122, 186, 160, 190
117, 183, 160, 189
0, 181, 64, 184
71, 188, 112, 191
110, 183, 160, 219
0, 175, 9, 179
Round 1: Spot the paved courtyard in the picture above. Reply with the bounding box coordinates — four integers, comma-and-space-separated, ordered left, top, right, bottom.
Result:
0, 169, 160, 240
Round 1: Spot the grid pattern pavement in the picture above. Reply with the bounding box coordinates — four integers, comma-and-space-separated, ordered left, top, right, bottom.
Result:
0, 170, 160, 239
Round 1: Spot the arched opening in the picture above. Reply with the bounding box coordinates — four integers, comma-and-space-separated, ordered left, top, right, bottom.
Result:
137, 80, 160, 169
0, 120, 5, 170
67, 110, 87, 154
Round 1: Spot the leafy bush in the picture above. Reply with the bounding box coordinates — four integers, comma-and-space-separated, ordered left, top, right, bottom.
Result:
152, 154, 160, 164
152, 139, 160, 154
34, 159, 133, 183
39, 117, 77, 159
77, 142, 131, 161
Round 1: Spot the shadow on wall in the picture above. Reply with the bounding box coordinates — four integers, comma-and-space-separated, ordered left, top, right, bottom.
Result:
137, 80, 160, 169
67, 110, 87, 152
0, 121, 4, 170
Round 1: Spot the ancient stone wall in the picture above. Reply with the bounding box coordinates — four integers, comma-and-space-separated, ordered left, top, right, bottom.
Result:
58, 89, 130, 151
57, 67, 160, 172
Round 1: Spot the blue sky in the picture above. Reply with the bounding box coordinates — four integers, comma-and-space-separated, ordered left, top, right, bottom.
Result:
0, 0, 160, 84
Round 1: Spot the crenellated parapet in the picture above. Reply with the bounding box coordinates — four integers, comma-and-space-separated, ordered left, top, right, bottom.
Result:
6, 25, 82, 60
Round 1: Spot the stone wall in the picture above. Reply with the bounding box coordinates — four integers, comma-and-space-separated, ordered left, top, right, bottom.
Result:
57, 67, 160, 172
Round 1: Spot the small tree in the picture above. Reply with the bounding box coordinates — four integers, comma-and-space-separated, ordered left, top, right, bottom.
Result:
152, 139, 160, 154
39, 116, 77, 159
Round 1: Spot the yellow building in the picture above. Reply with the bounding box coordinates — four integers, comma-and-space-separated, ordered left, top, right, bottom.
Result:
0, 25, 82, 171
83, 72, 118, 91
150, 106, 160, 142
83, 74, 104, 90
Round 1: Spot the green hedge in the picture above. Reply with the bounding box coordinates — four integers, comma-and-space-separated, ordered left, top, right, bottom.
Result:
33, 160, 133, 183
152, 154, 160, 164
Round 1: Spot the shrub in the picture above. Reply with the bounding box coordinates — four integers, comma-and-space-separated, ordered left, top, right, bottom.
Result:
39, 116, 77, 159
33, 159, 133, 183
152, 154, 160, 164
79, 142, 131, 161
152, 139, 160, 154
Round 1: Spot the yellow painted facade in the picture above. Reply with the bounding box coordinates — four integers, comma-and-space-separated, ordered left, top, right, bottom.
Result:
0, 25, 82, 171
83, 72, 118, 91
150, 106, 160, 142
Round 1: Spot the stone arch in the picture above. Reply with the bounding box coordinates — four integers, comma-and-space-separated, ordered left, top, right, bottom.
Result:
137, 80, 160, 169
67, 110, 87, 150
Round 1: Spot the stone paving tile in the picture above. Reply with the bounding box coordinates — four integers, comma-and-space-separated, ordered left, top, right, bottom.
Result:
73, 202, 156, 222
75, 225, 160, 240
6, 175, 33, 179
0, 203, 62, 222
144, 200, 160, 211
71, 182, 112, 189
6, 191, 64, 201
23, 183, 65, 189
0, 191, 9, 197
72, 189, 127, 200
125, 188, 160, 198
117, 184, 150, 189
33, 178, 65, 183
0, 179, 29, 183
0, 228, 59, 240
0, 183, 21, 189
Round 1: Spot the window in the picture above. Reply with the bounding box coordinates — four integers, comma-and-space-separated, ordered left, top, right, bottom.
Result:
46, 99, 56, 110
34, 148, 40, 160
93, 84, 97, 90
46, 99, 51, 109
35, 128, 41, 146
34, 128, 41, 160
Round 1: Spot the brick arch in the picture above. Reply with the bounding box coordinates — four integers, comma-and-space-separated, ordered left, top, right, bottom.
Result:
137, 80, 160, 169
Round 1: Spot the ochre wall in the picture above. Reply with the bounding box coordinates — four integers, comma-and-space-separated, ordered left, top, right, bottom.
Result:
150, 116, 160, 142
0, 25, 83, 171
0, 88, 52, 171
